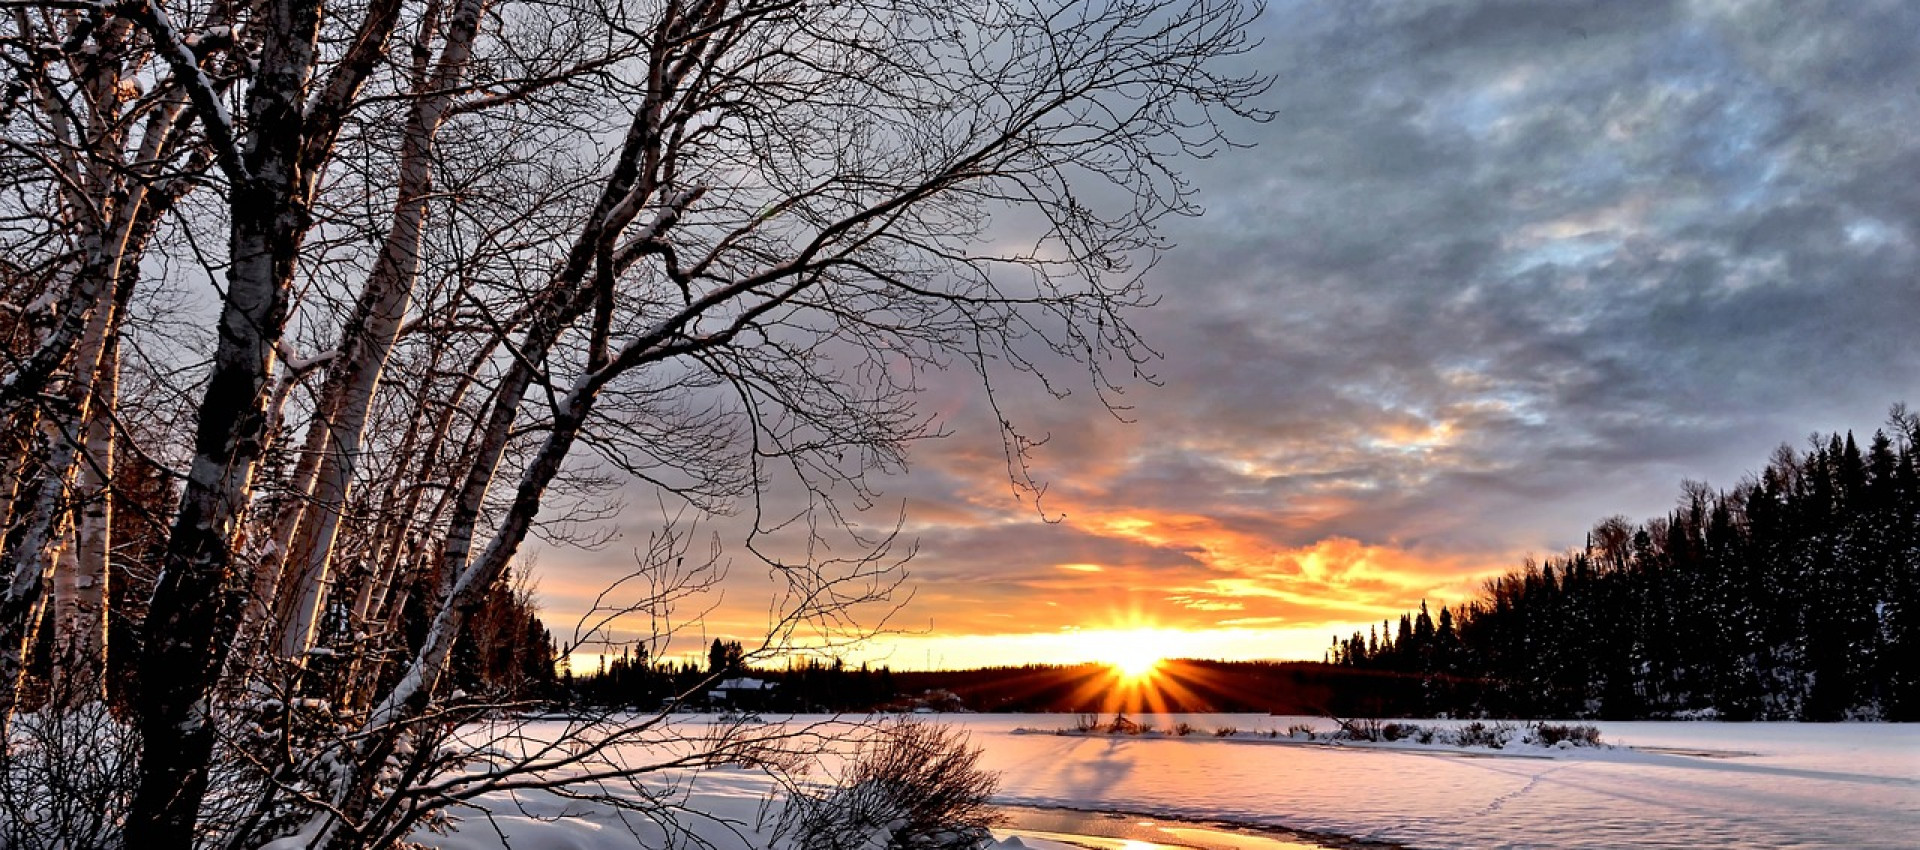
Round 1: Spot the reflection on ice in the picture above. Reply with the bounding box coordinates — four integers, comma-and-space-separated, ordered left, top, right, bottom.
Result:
994, 805, 1375, 850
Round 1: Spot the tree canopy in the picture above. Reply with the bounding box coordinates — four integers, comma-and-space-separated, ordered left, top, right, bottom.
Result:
0, 0, 1268, 846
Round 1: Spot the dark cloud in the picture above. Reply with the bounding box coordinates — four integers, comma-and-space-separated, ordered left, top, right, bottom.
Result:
1128, 0, 1919, 506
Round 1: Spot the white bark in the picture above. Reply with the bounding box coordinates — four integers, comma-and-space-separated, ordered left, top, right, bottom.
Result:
232, 363, 335, 683
272, 0, 491, 661
128, 0, 409, 838
0, 267, 124, 722
52, 335, 116, 706
0, 0, 200, 722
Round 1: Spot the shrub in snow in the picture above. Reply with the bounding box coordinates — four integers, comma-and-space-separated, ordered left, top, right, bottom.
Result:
1333, 717, 1386, 741
1525, 723, 1603, 748
1171, 722, 1196, 737
775, 720, 999, 850
1104, 714, 1141, 735
1452, 721, 1515, 749
1213, 726, 1238, 737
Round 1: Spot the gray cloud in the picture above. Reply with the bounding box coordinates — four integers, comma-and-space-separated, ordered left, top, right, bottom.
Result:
561, 1, 1920, 657
896, 0, 1919, 610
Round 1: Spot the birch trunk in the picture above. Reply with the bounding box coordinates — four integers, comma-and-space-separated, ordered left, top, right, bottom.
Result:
318, 363, 591, 850
0, 0, 202, 724
0, 264, 125, 724
272, 0, 490, 662
242, 374, 334, 647
129, 198, 299, 847
52, 335, 116, 707
308, 152, 711, 850
0, 12, 132, 411
331, 389, 430, 710
127, 0, 406, 834
0, 424, 57, 729
336, 319, 511, 710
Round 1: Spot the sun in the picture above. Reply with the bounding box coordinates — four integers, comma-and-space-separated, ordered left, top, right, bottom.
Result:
1108, 653, 1164, 682
1059, 622, 1186, 687
1092, 629, 1170, 683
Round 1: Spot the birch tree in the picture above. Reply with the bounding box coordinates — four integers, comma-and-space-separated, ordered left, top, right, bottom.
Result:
0, 0, 212, 722
1, 0, 1267, 846
49, 332, 114, 706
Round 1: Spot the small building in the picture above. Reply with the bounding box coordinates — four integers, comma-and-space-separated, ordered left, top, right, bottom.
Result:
708, 677, 776, 710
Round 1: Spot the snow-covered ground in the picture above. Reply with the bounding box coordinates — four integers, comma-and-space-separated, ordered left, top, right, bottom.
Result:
416, 713, 1920, 850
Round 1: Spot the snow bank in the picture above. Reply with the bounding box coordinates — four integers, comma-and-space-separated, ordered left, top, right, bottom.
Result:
1012, 716, 1608, 756
418, 766, 781, 850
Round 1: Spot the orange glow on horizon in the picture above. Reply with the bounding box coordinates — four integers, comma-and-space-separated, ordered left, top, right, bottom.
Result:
531, 511, 1516, 673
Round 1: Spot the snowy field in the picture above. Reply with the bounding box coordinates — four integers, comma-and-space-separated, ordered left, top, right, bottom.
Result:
417, 713, 1920, 850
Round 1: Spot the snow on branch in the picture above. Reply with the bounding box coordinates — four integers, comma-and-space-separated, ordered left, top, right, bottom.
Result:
120, 0, 248, 184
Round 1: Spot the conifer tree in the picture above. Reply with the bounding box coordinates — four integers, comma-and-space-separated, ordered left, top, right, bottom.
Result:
1331, 409, 1916, 720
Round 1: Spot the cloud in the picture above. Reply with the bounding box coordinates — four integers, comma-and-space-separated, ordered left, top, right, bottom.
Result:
1114, 0, 1918, 544
547, 0, 1919, 664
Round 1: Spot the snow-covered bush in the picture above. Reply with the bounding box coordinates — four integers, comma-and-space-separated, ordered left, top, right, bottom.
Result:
1525, 723, 1603, 748
1334, 717, 1386, 741
1453, 721, 1515, 749
775, 720, 999, 850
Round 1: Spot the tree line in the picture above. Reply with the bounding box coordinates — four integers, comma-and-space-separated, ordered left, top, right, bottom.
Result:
1333, 407, 1920, 721
567, 641, 900, 713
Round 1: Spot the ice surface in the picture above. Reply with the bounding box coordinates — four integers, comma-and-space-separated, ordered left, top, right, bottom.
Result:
414, 714, 1920, 850
972, 714, 1920, 849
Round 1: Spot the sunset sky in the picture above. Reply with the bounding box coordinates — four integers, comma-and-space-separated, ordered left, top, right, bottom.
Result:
543, 0, 1919, 672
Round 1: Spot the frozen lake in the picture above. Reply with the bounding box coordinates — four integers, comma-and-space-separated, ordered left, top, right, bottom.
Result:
418, 713, 1920, 850
970, 714, 1920, 849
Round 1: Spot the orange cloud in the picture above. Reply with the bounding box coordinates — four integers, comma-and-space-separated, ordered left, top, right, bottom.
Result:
853, 497, 1515, 663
